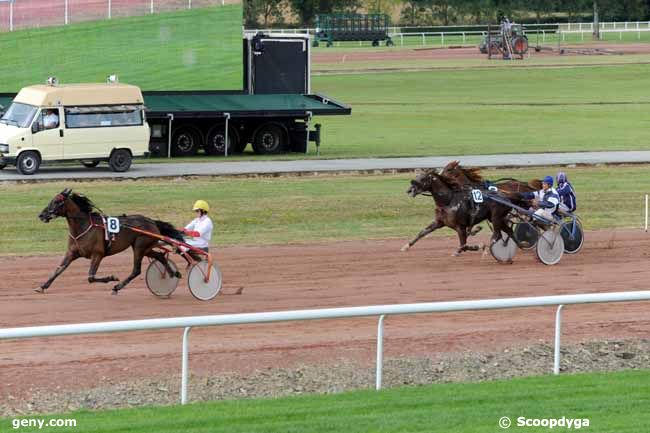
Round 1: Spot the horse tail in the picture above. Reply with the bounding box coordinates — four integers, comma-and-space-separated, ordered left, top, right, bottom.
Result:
155, 220, 185, 243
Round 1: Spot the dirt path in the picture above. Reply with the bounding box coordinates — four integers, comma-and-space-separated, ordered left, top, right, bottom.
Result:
1, 230, 650, 400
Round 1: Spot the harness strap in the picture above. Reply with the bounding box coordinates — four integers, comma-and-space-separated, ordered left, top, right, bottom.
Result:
68, 215, 105, 255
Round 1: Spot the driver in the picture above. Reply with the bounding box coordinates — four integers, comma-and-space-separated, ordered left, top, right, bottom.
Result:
522, 176, 560, 223
181, 200, 213, 259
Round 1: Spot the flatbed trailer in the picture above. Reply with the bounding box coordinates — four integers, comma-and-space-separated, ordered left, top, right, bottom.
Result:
0, 91, 351, 157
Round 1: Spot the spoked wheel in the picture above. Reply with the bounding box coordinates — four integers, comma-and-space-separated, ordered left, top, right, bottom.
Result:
513, 222, 539, 250
490, 231, 518, 263
560, 218, 584, 254
536, 229, 564, 265
145, 258, 180, 297
187, 260, 222, 301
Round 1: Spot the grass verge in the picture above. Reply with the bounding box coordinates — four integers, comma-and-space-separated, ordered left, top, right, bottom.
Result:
1, 369, 649, 432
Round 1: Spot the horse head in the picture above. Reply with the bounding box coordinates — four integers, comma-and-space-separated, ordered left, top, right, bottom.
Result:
407, 169, 452, 197
39, 188, 73, 222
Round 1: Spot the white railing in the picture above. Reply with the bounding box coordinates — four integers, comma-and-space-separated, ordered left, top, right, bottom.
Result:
0, 0, 226, 32
1, 290, 649, 405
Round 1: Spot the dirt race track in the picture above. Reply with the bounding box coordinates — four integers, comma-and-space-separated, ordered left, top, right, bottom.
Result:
312, 43, 650, 65
1, 229, 650, 400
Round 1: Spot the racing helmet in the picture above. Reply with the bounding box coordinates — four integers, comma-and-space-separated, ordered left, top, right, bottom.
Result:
556, 172, 567, 184
542, 176, 554, 186
192, 200, 210, 213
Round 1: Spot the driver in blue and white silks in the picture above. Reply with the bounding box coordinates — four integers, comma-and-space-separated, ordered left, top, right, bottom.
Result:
521, 176, 560, 223
556, 171, 577, 214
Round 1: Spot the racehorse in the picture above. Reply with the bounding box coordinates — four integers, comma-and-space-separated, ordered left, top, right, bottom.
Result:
37, 188, 184, 294
401, 169, 515, 255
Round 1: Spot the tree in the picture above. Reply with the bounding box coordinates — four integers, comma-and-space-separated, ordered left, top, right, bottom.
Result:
288, 0, 361, 27
245, 0, 290, 27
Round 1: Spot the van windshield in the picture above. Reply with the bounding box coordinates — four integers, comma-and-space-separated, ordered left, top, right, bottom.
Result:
0, 102, 38, 128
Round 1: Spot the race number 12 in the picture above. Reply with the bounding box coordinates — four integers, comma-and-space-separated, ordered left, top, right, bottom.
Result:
471, 189, 484, 203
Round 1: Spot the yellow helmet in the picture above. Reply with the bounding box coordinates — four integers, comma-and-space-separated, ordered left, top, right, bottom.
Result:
192, 200, 210, 213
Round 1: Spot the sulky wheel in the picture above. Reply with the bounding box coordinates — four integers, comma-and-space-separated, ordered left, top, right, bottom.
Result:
536, 229, 564, 265
490, 231, 518, 263
513, 222, 539, 250
560, 218, 584, 254
145, 259, 180, 297
187, 260, 222, 301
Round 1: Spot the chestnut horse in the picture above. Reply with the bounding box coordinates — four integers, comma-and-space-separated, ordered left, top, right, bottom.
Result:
37, 188, 184, 294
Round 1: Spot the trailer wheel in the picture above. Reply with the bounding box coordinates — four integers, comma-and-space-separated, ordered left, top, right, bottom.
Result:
252, 124, 286, 154
171, 126, 200, 157
205, 125, 239, 156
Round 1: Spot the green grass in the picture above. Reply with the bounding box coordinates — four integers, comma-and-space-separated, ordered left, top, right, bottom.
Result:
312, 62, 650, 157
2, 369, 649, 432
1, 165, 647, 255
0, 5, 243, 91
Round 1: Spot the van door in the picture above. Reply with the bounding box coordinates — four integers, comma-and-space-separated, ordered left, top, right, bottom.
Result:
31, 108, 64, 160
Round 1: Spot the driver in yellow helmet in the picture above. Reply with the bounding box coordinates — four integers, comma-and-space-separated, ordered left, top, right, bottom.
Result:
181, 200, 214, 256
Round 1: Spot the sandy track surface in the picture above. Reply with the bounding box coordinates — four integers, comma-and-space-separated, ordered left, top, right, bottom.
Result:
1, 230, 650, 399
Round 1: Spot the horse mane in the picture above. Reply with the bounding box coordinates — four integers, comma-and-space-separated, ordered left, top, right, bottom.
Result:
439, 160, 484, 189
69, 193, 99, 215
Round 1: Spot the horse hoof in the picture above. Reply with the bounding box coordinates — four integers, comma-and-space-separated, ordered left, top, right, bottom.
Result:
111, 289, 119, 295
400, 244, 410, 252
111, 276, 119, 282
452, 252, 461, 257
34, 287, 46, 294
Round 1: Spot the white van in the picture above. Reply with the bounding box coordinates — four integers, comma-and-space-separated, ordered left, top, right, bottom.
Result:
0, 79, 150, 175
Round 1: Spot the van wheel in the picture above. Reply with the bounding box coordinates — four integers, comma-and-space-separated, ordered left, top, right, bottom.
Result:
82, 160, 100, 168
16, 151, 40, 175
252, 124, 286, 154
205, 126, 238, 156
171, 127, 200, 157
109, 149, 132, 172
0, 163, 6, 170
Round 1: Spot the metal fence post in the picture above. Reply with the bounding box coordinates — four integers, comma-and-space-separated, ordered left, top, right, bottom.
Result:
108, 0, 111, 19
554, 305, 563, 375
188, 0, 191, 9
224, 112, 230, 157
9, 0, 13, 32
150, 0, 154, 14
65, 0, 68, 25
376, 315, 385, 390
181, 327, 192, 404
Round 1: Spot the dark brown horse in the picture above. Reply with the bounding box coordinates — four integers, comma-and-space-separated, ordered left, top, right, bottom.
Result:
402, 169, 514, 255
37, 188, 184, 294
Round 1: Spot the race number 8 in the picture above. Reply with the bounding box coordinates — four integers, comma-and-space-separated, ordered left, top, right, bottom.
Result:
471, 189, 484, 203
107, 217, 120, 234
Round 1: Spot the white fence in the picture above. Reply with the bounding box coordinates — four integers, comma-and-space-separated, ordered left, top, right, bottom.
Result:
1, 290, 650, 405
0, 0, 227, 32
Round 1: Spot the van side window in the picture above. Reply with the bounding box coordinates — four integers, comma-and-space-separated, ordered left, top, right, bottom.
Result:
65, 106, 143, 128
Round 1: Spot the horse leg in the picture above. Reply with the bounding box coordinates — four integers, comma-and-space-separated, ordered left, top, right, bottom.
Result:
147, 250, 182, 279
88, 254, 119, 283
469, 225, 482, 236
112, 248, 146, 294
401, 220, 443, 252
454, 227, 482, 256
36, 250, 79, 293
